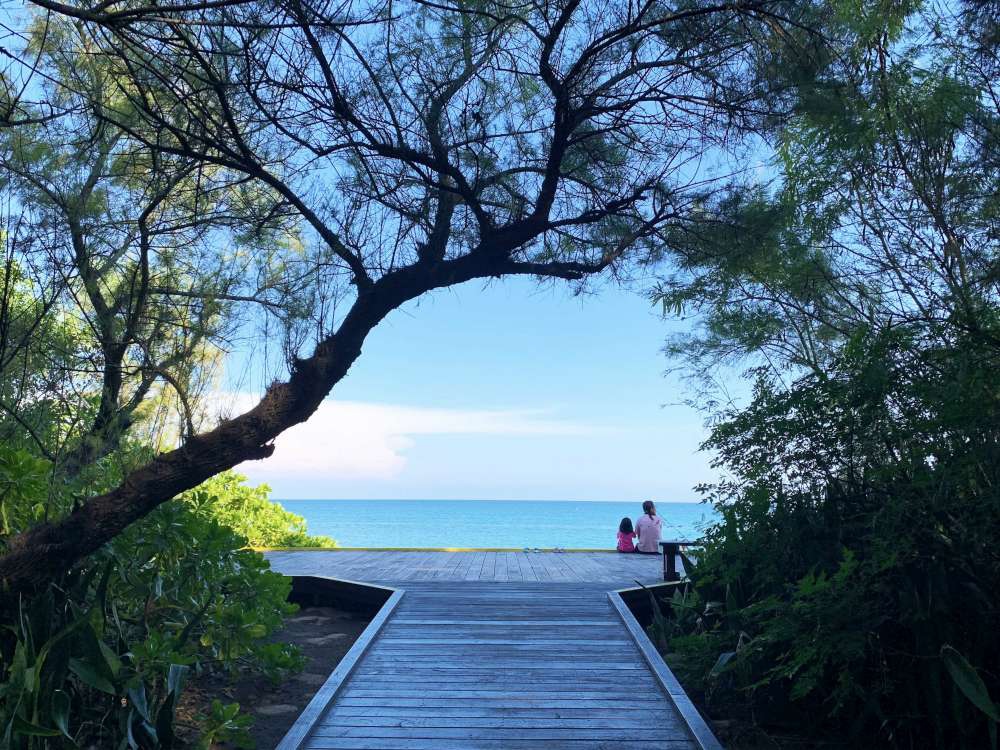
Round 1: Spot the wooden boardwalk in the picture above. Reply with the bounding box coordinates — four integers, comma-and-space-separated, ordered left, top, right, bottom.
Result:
272, 553, 719, 750
265, 549, 665, 585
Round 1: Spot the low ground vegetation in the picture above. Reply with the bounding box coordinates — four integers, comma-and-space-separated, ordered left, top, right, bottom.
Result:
0, 456, 332, 748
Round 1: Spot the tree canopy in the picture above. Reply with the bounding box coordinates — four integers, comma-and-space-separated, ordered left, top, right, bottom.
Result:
0, 0, 824, 594
1, 0, 997, 747
648, 4, 1000, 746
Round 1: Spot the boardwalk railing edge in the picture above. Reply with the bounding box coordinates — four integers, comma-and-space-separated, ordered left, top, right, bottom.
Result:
274, 583, 405, 750
608, 589, 725, 750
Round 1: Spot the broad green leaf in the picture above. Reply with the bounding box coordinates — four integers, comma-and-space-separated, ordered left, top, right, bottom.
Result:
68, 657, 116, 694
941, 645, 1000, 722
11, 715, 61, 737
166, 663, 188, 697
127, 685, 151, 723
51, 689, 72, 739
99, 640, 122, 677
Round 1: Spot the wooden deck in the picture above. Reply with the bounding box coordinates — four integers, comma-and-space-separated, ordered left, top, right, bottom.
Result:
265, 549, 665, 586
272, 553, 719, 750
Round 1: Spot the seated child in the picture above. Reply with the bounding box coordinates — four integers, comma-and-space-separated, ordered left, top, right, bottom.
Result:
616, 517, 636, 552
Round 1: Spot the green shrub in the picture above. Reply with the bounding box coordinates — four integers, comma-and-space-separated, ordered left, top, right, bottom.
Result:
183, 472, 335, 548
0, 454, 319, 747
665, 332, 1000, 748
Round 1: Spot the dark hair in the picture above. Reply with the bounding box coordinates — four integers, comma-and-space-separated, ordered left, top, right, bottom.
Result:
642, 500, 656, 517
619, 517, 633, 534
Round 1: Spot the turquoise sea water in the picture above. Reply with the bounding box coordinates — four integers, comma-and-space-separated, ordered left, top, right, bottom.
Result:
277, 499, 719, 549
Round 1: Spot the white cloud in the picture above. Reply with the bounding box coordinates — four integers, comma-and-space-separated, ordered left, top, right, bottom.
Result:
206, 394, 599, 481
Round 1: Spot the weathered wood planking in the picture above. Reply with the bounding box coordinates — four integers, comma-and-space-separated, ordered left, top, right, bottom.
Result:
609, 590, 724, 750
275, 588, 403, 750
265, 550, 664, 585
281, 581, 709, 750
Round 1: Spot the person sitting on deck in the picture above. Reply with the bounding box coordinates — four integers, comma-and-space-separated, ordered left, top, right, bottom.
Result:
616, 517, 636, 552
635, 500, 662, 554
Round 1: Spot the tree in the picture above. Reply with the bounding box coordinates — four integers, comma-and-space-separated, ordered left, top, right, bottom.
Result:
0, 0, 820, 594
655, 2, 1000, 384
0, 18, 317, 482
646, 5, 1000, 745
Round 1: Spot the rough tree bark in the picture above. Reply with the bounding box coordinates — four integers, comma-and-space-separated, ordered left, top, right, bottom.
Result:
0, 251, 604, 595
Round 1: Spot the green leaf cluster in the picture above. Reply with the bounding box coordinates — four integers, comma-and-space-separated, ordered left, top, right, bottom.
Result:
650, 6, 1000, 745
0, 451, 324, 748
662, 328, 1000, 748
182, 472, 335, 549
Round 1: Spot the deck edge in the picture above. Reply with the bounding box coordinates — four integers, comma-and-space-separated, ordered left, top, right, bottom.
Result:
259, 546, 620, 552
274, 584, 404, 750
608, 589, 724, 750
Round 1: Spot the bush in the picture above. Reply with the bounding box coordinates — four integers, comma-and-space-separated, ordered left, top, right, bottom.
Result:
0, 456, 322, 748
664, 331, 1000, 749
184, 472, 335, 549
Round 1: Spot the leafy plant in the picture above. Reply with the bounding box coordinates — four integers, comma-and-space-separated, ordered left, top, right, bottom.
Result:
182, 472, 335, 549
941, 646, 1000, 750
194, 700, 254, 750
0, 458, 311, 747
661, 331, 1000, 747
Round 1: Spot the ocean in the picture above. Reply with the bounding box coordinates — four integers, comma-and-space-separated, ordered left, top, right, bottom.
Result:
277, 499, 719, 549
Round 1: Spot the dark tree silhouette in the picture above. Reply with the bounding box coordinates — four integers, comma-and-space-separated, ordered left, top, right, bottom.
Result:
0, 0, 818, 593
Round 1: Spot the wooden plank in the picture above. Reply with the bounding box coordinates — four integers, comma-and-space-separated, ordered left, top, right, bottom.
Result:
544, 552, 576, 582
435, 551, 463, 579
367, 647, 638, 658
369, 643, 636, 652
518, 552, 538, 581
504, 551, 520, 582
345, 671, 660, 684
331, 698, 664, 708
311, 726, 690, 740
463, 551, 486, 581
494, 550, 509, 581
395, 600, 612, 607
324, 705, 681, 718
479, 551, 496, 580
314, 716, 679, 730
274, 589, 403, 750
454, 552, 476, 579
373, 638, 631, 646
521, 551, 548, 581
381, 630, 625, 639
306, 739, 693, 750
341, 684, 662, 697
340, 689, 657, 700
393, 618, 608, 628
356, 660, 647, 670
608, 590, 722, 750
389, 552, 421, 580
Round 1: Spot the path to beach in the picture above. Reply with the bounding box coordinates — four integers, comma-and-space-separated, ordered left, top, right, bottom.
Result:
266, 551, 720, 750
265, 549, 665, 584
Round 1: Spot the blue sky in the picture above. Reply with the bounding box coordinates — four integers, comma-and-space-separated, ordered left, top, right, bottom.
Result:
227, 275, 723, 501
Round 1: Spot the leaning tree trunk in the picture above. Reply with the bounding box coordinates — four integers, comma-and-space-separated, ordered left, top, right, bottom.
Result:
0, 277, 394, 597
0, 252, 599, 597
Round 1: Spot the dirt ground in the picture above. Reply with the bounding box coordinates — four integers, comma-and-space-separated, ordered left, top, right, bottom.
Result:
183, 605, 370, 750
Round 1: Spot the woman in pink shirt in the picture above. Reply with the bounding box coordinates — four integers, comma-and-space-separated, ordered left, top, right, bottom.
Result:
635, 500, 662, 554
616, 517, 636, 552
